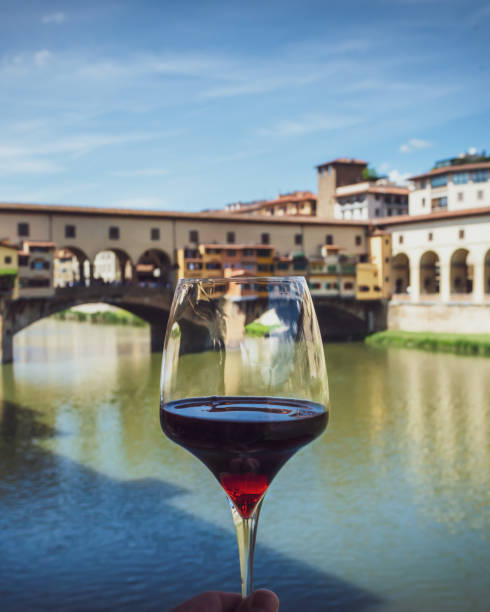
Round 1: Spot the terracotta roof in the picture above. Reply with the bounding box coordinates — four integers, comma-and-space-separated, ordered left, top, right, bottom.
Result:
231, 192, 317, 213
336, 185, 409, 198
0, 202, 369, 227
316, 158, 368, 169
375, 206, 490, 226
0, 240, 18, 250
24, 240, 56, 248
409, 161, 490, 181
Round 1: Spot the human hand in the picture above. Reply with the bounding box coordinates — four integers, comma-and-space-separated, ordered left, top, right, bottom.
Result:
170, 589, 279, 612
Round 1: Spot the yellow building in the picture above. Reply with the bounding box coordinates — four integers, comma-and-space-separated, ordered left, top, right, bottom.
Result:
0, 241, 19, 298
356, 232, 391, 300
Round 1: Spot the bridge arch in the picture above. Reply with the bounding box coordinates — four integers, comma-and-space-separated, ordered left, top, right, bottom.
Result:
56, 246, 91, 286
419, 250, 440, 295
135, 248, 172, 286
392, 253, 410, 295
485, 249, 490, 295
93, 248, 133, 284
450, 248, 472, 295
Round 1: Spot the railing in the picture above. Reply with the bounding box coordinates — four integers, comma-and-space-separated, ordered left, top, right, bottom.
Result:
391, 293, 411, 301
54, 284, 172, 300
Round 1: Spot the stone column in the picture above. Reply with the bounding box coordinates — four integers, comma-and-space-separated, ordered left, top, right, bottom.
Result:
410, 262, 420, 303
150, 322, 164, 353
440, 260, 451, 303
472, 260, 484, 304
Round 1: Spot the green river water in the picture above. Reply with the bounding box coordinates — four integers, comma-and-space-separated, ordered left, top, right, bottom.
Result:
0, 319, 489, 611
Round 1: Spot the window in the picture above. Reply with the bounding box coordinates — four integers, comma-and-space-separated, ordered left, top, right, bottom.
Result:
385, 276, 389, 282
257, 249, 271, 257
399, 235, 404, 244
277, 261, 289, 271
420, 179, 426, 188
472, 170, 488, 183
431, 175, 448, 187
477, 190, 484, 200
457, 192, 464, 202
18, 222, 29, 237
261, 233, 270, 245
184, 248, 198, 258
189, 230, 199, 243
187, 262, 202, 271
258, 264, 274, 272
359, 285, 370, 292
205, 262, 221, 270
294, 233, 303, 246
5, 256, 12, 264
344, 282, 354, 290
459, 229, 465, 239
385, 257, 389, 263
19, 255, 29, 266
65, 224, 76, 239
227, 231, 235, 244
453, 172, 468, 184
243, 248, 255, 256
109, 226, 120, 240
422, 198, 426, 208
326, 234, 333, 245
375, 208, 380, 216
375, 194, 380, 201
428, 232, 433, 241
151, 228, 160, 241
355, 235, 362, 246
384, 195, 392, 204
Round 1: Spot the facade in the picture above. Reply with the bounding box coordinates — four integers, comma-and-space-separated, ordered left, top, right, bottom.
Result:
0, 242, 19, 298
335, 181, 409, 220
380, 207, 490, 304
409, 156, 490, 216
17, 240, 55, 297
226, 191, 317, 217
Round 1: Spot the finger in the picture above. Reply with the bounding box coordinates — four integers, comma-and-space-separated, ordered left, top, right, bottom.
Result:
170, 590, 242, 612
236, 589, 280, 612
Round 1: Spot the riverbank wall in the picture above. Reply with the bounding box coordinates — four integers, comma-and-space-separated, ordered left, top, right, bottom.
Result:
366, 329, 490, 356
388, 302, 490, 334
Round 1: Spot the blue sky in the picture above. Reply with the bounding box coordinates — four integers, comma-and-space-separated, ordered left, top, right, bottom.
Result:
1, 0, 490, 212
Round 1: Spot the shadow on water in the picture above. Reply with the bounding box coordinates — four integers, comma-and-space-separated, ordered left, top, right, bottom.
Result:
0, 399, 382, 612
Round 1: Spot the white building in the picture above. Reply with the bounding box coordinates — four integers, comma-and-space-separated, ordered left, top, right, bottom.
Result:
409, 156, 489, 216
334, 180, 409, 220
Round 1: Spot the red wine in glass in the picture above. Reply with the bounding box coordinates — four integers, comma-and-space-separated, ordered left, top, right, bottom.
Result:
161, 396, 328, 518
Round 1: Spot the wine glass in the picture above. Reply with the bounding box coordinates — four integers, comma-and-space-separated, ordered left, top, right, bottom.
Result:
160, 276, 329, 598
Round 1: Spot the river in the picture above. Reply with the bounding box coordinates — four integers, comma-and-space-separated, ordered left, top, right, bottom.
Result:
0, 319, 489, 611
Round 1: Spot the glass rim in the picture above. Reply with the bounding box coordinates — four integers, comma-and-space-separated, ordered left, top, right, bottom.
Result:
177, 275, 306, 285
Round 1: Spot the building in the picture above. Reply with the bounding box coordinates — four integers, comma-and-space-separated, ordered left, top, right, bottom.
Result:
335, 181, 409, 220
409, 153, 489, 216
316, 158, 368, 217
17, 240, 55, 297
226, 191, 317, 217
0, 241, 19, 298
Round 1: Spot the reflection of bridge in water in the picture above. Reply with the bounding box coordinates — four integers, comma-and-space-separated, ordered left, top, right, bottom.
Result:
0, 284, 386, 363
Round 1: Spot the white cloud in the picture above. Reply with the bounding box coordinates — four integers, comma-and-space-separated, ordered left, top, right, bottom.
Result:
259, 113, 362, 138
0, 157, 62, 175
33, 49, 53, 68
388, 169, 412, 186
42, 12, 66, 24
111, 168, 169, 177
399, 138, 432, 153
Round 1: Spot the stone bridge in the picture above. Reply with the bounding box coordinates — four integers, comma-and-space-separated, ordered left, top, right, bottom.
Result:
0, 286, 386, 363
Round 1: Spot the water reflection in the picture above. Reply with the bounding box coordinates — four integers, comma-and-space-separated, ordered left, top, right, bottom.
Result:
0, 320, 489, 611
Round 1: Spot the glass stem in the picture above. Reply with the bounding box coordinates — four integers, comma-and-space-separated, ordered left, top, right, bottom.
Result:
229, 497, 264, 599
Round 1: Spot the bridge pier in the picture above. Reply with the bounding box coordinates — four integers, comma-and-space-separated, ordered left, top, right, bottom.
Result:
0, 303, 14, 364
150, 322, 165, 354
